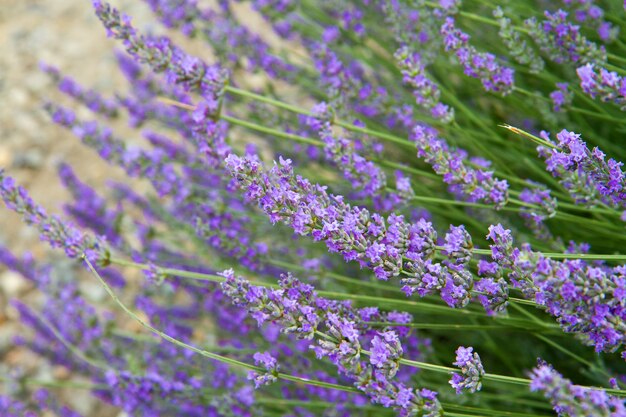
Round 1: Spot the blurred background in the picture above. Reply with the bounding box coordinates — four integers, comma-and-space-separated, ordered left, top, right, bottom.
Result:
0, 1, 154, 414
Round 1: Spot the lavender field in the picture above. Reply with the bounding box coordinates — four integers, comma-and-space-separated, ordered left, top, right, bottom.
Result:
0, 1, 625, 416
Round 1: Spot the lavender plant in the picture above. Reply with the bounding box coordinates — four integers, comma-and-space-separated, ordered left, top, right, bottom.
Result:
2, 1, 626, 416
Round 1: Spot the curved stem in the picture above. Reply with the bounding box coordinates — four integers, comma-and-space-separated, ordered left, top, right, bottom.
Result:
84, 256, 359, 394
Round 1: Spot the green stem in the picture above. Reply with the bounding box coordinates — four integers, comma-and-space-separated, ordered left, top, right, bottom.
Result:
107, 257, 483, 318
29, 309, 111, 371
364, 322, 511, 331
84, 256, 359, 394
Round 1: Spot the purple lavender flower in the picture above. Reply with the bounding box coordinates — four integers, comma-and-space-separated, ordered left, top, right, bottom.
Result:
249, 351, 279, 388
310, 43, 388, 117
401, 258, 474, 308
0, 171, 109, 265
474, 260, 509, 315
40, 63, 118, 118
519, 182, 558, 239
442, 225, 473, 265
394, 47, 454, 123
411, 124, 509, 208
309, 102, 387, 196
449, 346, 484, 394
251, 0, 300, 40
559, 0, 617, 42
525, 10, 607, 65
370, 331, 403, 378
577, 63, 626, 110
530, 360, 626, 416
549, 82, 573, 112
93, 1, 228, 102
0, 393, 83, 417
225, 154, 430, 280
148, 0, 296, 78
220, 269, 443, 415
487, 224, 626, 353
46, 104, 190, 200
541, 129, 625, 210
441, 17, 515, 94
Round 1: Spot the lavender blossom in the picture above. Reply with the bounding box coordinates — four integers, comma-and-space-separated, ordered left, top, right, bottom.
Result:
220, 270, 443, 415
549, 82, 573, 112
394, 47, 454, 123
474, 260, 509, 315
0, 171, 109, 265
411, 124, 509, 208
530, 360, 626, 416
449, 346, 485, 394
525, 10, 607, 66
370, 331, 403, 378
558, 0, 618, 42
442, 225, 473, 265
46, 104, 190, 200
441, 17, 515, 95
487, 224, 626, 354
40, 62, 118, 118
147, 0, 294, 78
309, 102, 386, 196
225, 154, 442, 281
541, 129, 625, 210
519, 182, 558, 239
404, 261, 474, 308
577, 63, 626, 110
249, 351, 279, 388
93, 1, 228, 102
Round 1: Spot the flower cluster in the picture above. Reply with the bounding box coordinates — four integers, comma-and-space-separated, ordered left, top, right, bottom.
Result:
519, 182, 558, 239
441, 17, 515, 94
493, 7, 544, 74
225, 154, 432, 281
394, 47, 454, 123
411, 124, 509, 208
1, 1, 626, 416
549, 82, 573, 112
0, 171, 109, 265
449, 346, 485, 394
221, 269, 443, 415
309, 102, 387, 196
40, 63, 118, 117
249, 351, 280, 388
530, 360, 626, 416
525, 10, 607, 66
577, 63, 626, 110
488, 224, 626, 353
541, 129, 625, 210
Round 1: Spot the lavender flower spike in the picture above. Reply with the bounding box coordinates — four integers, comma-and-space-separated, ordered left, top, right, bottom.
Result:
221, 270, 443, 415
542, 129, 625, 210
309, 102, 387, 197
0, 170, 109, 265
394, 47, 454, 123
449, 346, 485, 394
248, 352, 279, 388
577, 63, 626, 110
525, 10, 607, 66
441, 17, 515, 95
530, 360, 626, 416
411, 124, 509, 208
487, 224, 626, 354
